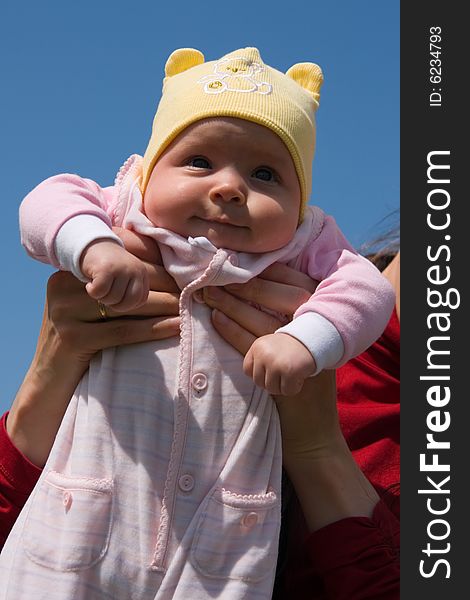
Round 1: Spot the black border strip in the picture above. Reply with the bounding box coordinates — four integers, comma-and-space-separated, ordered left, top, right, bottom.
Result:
401, 2, 466, 596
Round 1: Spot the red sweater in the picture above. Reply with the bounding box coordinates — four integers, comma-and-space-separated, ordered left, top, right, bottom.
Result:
0, 412, 42, 549
0, 310, 399, 598
274, 308, 400, 599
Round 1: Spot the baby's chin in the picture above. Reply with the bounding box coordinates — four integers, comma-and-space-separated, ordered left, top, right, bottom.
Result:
202, 228, 292, 254
162, 219, 294, 254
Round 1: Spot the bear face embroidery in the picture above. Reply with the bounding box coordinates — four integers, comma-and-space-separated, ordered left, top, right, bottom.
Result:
198, 57, 272, 95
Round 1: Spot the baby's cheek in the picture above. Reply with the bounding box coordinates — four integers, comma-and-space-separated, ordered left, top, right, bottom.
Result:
142, 193, 164, 228
254, 218, 297, 251
263, 203, 298, 244
142, 189, 155, 218
142, 196, 188, 236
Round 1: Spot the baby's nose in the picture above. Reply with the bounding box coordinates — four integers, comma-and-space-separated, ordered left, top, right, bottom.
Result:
209, 174, 247, 205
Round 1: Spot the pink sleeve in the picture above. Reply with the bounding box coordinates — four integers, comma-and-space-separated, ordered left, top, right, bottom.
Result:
296, 215, 396, 366
19, 174, 117, 267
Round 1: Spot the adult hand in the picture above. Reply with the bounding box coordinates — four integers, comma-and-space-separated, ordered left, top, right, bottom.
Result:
203, 263, 337, 447
204, 263, 379, 530
6, 229, 180, 467
203, 266, 341, 454
33, 228, 180, 381
44, 269, 179, 370
204, 262, 317, 344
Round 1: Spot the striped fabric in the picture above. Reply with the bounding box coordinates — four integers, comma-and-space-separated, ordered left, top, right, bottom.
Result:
0, 261, 284, 598
1, 157, 390, 598
1, 165, 316, 599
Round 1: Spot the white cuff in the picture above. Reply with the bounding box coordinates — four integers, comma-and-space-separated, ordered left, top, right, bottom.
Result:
54, 215, 124, 281
276, 312, 344, 374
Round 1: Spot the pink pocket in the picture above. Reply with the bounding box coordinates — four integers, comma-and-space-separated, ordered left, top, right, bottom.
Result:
24, 470, 113, 571
191, 487, 280, 582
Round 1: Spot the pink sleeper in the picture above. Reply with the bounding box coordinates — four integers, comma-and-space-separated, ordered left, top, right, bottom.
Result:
0, 156, 395, 599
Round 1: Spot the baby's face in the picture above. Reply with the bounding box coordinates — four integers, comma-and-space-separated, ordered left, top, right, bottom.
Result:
143, 117, 301, 253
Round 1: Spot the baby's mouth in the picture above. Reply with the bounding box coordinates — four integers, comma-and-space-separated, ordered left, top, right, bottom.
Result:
201, 215, 244, 228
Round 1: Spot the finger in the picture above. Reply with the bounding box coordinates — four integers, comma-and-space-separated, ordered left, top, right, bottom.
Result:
84, 316, 180, 351
113, 227, 162, 264
251, 361, 278, 392
264, 368, 282, 395
49, 286, 109, 323
259, 263, 318, 293
211, 309, 256, 356
249, 359, 264, 389
204, 287, 283, 337
139, 271, 150, 306
109, 278, 148, 313
98, 276, 130, 307
67, 291, 179, 322
145, 262, 180, 293
107, 291, 180, 318
46, 271, 172, 324
86, 274, 113, 300
125, 274, 149, 310
224, 278, 313, 316
242, 349, 254, 378
280, 376, 303, 397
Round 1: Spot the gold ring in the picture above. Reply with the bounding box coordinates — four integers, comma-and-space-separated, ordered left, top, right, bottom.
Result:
97, 301, 108, 320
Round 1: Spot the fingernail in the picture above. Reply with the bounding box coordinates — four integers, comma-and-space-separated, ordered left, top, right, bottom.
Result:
159, 316, 180, 330
212, 309, 229, 324
170, 317, 181, 329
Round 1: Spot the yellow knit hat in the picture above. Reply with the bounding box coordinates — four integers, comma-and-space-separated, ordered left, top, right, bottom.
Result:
142, 47, 323, 220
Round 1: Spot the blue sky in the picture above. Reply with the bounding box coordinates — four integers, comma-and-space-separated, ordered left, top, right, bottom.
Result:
0, 1, 399, 414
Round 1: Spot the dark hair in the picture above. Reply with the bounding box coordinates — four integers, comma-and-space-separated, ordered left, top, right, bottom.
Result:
359, 209, 400, 271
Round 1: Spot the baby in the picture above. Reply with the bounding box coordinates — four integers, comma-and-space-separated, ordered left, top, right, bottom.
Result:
1, 48, 394, 600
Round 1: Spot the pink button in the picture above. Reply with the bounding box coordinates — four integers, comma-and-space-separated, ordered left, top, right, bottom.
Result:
241, 512, 258, 528
63, 491, 72, 511
193, 290, 205, 304
228, 254, 239, 267
191, 373, 208, 392
178, 474, 195, 492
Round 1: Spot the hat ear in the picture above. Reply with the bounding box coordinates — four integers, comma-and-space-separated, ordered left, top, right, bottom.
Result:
286, 63, 323, 106
165, 48, 205, 78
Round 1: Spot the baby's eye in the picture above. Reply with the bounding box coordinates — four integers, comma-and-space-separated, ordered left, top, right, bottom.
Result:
188, 157, 211, 169
253, 167, 277, 182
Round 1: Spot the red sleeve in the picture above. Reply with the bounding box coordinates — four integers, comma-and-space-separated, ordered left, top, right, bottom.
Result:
0, 413, 42, 549
306, 499, 400, 599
